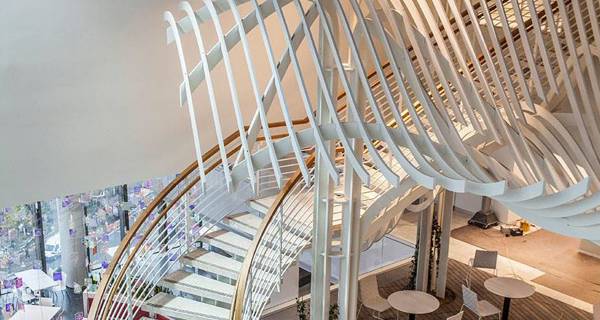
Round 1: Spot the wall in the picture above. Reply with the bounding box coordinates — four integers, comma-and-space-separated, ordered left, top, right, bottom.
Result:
0, 1, 314, 207
454, 193, 482, 213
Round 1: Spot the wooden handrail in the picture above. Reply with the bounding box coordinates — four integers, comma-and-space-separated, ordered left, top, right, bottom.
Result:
91, 0, 559, 318
88, 129, 242, 319
87, 67, 389, 318
230, 153, 316, 320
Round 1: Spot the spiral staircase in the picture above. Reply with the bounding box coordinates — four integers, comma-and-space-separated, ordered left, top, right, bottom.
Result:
88, 0, 600, 319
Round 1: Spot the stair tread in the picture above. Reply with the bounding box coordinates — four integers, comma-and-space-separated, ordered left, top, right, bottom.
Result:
160, 270, 235, 297
203, 230, 252, 256
144, 293, 229, 320
204, 229, 252, 252
226, 212, 262, 230
252, 195, 277, 210
181, 248, 242, 277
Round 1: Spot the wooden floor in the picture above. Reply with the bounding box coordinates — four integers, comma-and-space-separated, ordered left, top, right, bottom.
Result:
452, 225, 600, 304
359, 259, 592, 320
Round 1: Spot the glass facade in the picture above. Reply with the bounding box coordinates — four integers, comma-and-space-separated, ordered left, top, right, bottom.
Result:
0, 205, 38, 276
0, 174, 173, 318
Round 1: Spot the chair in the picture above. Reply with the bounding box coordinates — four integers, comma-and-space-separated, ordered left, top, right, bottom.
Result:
461, 285, 500, 319
51, 272, 67, 306
358, 275, 390, 319
447, 311, 464, 320
466, 250, 498, 287
72, 282, 82, 294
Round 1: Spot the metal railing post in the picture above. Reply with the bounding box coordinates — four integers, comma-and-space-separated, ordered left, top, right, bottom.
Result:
277, 206, 283, 291
126, 246, 133, 320
184, 193, 191, 250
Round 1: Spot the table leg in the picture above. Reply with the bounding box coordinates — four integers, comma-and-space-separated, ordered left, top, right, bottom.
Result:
501, 297, 511, 320
409, 314, 416, 320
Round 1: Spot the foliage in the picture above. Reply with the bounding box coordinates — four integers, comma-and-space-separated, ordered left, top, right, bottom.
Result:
405, 241, 418, 290
429, 214, 442, 290
296, 298, 309, 320
329, 303, 339, 320
296, 299, 339, 320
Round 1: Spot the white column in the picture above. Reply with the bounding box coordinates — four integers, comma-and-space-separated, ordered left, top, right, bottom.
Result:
310, 2, 338, 318
337, 67, 363, 320
436, 190, 455, 298
310, 140, 335, 320
415, 202, 433, 291
58, 199, 87, 287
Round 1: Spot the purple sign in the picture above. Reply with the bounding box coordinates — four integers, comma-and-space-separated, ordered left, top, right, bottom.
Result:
69, 229, 77, 237
53, 272, 63, 281
102, 233, 110, 242
101, 261, 109, 269
133, 185, 141, 194
34, 228, 42, 237
5, 303, 10, 312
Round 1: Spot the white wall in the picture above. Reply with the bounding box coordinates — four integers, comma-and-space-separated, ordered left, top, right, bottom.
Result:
454, 193, 482, 213
491, 200, 520, 224
266, 263, 299, 310
0, 1, 314, 207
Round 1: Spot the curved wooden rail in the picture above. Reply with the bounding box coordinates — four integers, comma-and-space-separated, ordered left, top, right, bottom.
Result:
87, 129, 240, 319
231, 153, 316, 320
87, 58, 397, 319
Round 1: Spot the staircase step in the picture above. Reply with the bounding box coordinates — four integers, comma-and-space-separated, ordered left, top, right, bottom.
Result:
249, 195, 277, 214
224, 212, 262, 235
180, 248, 242, 280
203, 229, 252, 257
158, 270, 235, 304
142, 293, 229, 320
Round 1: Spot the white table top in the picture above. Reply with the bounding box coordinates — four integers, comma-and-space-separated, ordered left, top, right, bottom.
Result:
387, 290, 440, 314
484, 277, 535, 299
14, 269, 56, 291
9, 304, 60, 320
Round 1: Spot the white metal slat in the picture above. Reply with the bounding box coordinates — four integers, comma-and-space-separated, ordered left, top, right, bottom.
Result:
248, 0, 311, 186
180, 1, 233, 191
314, 0, 401, 188
271, 0, 340, 184
163, 11, 208, 191
291, 0, 371, 185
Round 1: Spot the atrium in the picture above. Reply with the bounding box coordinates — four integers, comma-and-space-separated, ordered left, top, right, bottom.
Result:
1, 0, 600, 319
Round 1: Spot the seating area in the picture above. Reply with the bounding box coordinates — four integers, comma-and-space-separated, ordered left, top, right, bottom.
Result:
0, 269, 66, 319
263, 258, 592, 320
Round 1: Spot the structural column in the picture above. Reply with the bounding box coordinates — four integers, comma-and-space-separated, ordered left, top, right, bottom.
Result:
435, 189, 455, 298
119, 184, 130, 240
33, 201, 47, 273
310, 1, 338, 318
415, 201, 433, 291
58, 199, 87, 287
337, 67, 364, 320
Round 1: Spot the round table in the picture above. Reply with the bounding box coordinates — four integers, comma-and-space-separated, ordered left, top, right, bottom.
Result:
484, 277, 535, 320
387, 290, 440, 320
